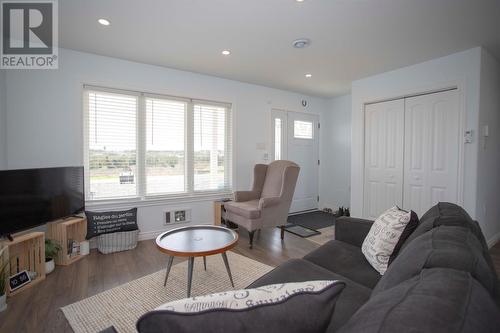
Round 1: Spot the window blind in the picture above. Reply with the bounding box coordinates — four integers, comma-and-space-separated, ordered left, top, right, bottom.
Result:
85, 90, 139, 200
193, 103, 232, 192
83, 86, 232, 201
146, 97, 187, 195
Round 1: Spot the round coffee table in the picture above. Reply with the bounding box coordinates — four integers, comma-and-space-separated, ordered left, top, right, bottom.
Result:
156, 225, 239, 297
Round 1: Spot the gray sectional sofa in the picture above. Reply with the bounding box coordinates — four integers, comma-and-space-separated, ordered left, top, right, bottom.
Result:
248, 202, 500, 332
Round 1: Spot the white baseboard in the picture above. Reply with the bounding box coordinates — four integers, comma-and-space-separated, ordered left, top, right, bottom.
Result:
487, 231, 500, 249
137, 222, 202, 241
138, 229, 166, 241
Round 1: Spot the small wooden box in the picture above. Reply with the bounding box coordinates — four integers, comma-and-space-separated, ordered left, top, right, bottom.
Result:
1, 232, 46, 297
214, 201, 225, 226
47, 217, 87, 266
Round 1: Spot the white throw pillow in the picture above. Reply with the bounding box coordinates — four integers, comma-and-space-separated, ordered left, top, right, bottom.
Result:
362, 206, 418, 275
155, 280, 338, 312
137, 280, 346, 333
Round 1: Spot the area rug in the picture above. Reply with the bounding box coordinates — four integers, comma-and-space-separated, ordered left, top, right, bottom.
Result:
307, 226, 335, 245
284, 223, 321, 237
287, 211, 335, 230
61, 252, 273, 333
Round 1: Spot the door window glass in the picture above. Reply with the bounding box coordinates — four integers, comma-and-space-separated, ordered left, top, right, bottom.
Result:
294, 120, 313, 139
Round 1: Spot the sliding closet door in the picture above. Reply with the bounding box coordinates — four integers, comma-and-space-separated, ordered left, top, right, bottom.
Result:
403, 90, 460, 216
363, 99, 405, 219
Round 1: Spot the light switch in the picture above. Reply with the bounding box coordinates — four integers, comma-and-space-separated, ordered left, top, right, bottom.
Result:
256, 142, 266, 150
483, 125, 489, 137
464, 130, 473, 144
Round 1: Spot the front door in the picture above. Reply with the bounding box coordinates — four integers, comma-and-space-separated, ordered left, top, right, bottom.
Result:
272, 109, 319, 213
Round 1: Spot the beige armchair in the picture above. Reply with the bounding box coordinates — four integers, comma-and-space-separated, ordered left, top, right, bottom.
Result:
224, 160, 300, 248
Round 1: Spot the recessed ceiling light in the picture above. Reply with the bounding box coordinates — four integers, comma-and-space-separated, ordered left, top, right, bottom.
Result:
98, 18, 110, 26
296, 0, 305, 2
221, 50, 231, 56
292, 38, 310, 49
305, 73, 312, 78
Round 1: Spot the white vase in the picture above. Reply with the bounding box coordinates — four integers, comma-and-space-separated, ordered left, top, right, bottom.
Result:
45, 259, 55, 274
0, 294, 6, 312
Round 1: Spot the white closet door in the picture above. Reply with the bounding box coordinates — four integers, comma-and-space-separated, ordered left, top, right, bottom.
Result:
363, 99, 405, 219
403, 90, 460, 216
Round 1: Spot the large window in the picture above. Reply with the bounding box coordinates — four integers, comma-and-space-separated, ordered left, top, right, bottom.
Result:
84, 86, 232, 201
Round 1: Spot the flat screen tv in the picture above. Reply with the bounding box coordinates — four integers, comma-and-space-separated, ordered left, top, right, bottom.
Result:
0, 166, 84, 237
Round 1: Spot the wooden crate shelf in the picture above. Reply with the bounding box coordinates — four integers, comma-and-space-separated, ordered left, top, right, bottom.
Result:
47, 217, 88, 266
1, 232, 46, 297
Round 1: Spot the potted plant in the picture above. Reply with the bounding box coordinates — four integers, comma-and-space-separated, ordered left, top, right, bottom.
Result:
0, 246, 8, 312
45, 239, 61, 275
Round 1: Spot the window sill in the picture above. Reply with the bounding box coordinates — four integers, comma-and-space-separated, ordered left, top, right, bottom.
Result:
85, 191, 233, 210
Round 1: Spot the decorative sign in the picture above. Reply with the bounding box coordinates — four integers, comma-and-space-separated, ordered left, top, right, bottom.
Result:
85, 208, 138, 239
9, 270, 31, 292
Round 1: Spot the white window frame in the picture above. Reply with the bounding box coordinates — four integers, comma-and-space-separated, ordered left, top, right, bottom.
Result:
83, 85, 233, 204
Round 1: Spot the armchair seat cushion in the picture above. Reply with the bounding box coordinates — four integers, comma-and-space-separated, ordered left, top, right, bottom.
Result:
224, 200, 261, 219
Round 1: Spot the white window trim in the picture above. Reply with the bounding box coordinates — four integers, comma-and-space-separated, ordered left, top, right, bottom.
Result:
83, 84, 233, 203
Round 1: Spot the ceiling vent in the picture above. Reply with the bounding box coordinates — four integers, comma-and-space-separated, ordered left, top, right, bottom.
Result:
292, 38, 311, 49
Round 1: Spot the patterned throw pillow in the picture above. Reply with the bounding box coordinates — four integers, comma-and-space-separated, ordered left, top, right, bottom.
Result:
136, 280, 346, 333
362, 206, 419, 275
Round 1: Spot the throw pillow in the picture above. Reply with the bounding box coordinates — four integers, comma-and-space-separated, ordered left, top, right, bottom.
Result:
136, 280, 346, 333
85, 208, 138, 239
362, 206, 419, 274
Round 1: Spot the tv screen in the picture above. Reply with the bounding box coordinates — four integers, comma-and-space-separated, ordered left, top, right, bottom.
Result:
0, 166, 84, 236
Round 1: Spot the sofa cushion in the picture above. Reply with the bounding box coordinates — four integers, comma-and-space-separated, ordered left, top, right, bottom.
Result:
335, 216, 374, 248
400, 202, 500, 302
372, 226, 497, 298
137, 280, 345, 333
339, 268, 500, 333
224, 199, 261, 219
304, 240, 381, 289
248, 259, 372, 332
401, 202, 480, 251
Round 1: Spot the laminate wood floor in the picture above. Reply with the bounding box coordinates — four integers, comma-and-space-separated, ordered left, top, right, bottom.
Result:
1, 229, 500, 333
0, 228, 319, 333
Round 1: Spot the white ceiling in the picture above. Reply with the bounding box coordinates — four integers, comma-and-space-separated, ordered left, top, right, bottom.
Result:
59, 0, 500, 98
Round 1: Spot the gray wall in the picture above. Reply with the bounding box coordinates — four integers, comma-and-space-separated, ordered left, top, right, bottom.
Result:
320, 94, 351, 210
477, 48, 500, 246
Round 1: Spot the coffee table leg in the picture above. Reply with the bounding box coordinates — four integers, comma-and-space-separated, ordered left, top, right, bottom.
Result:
163, 256, 174, 287
203, 256, 207, 271
187, 257, 195, 297
221, 252, 234, 287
